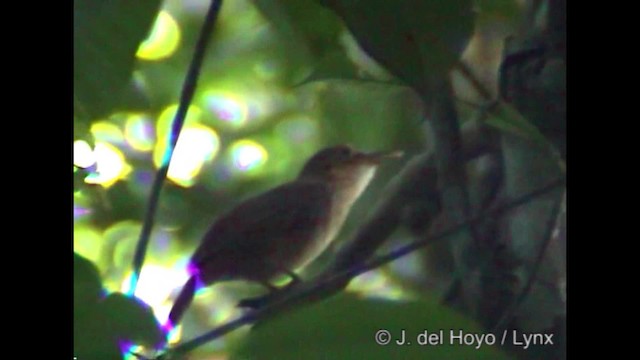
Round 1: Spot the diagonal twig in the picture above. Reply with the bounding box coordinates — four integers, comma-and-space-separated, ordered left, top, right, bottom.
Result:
491, 190, 566, 333
129, 0, 224, 294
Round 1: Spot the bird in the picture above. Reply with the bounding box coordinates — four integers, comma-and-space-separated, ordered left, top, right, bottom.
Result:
166, 144, 402, 329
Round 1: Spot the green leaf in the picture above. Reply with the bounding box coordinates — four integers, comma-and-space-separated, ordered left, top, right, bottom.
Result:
74, 252, 104, 315
74, 253, 118, 360
252, 0, 344, 83
74, 308, 124, 360
74, 0, 162, 120
231, 293, 509, 360
101, 293, 165, 348
474, 0, 521, 24
317, 0, 475, 92
74, 292, 165, 359
74, 254, 165, 358
305, 81, 424, 150
486, 102, 550, 148
297, 51, 362, 85
484, 102, 566, 171
253, 0, 343, 55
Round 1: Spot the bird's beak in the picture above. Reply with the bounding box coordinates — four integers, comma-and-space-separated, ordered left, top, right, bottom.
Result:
354, 150, 404, 165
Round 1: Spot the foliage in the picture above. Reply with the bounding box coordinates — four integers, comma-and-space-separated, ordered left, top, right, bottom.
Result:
231, 294, 509, 360
74, 0, 564, 359
74, 253, 164, 359
74, 0, 163, 123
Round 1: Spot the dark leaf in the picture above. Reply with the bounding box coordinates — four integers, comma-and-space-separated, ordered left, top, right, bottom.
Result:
74, 255, 164, 357
474, 0, 521, 24
253, 0, 343, 57
75, 308, 123, 360
306, 80, 424, 150
485, 102, 551, 151
74, 252, 104, 315
297, 51, 362, 85
74, 0, 162, 120
231, 293, 509, 359
101, 293, 165, 348
252, 0, 344, 83
317, 0, 475, 92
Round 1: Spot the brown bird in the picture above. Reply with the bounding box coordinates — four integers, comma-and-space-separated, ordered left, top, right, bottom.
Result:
166, 144, 401, 329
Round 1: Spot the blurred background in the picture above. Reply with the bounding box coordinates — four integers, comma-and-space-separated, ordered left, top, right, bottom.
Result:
74, 0, 523, 358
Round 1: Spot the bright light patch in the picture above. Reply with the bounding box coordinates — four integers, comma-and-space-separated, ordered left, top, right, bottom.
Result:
347, 270, 408, 301
166, 126, 220, 187
154, 104, 204, 167
158, 104, 203, 131
85, 142, 132, 188
203, 91, 248, 129
74, 140, 96, 168
121, 264, 191, 324
136, 11, 181, 61
91, 121, 125, 144
229, 139, 268, 172
74, 204, 91, 219
74, 226, 103, 265
125, 114, 155, 152
389, 250, 424, 283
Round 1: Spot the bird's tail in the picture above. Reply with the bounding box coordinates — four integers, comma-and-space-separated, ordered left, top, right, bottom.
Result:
166, 275, 197, 330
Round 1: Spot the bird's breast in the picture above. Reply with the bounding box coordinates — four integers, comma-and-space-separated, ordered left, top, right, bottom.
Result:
295, 168, 376, 268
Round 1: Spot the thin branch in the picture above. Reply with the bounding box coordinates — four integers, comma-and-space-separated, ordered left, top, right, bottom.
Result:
421, 76, 483, 314
155, 177, 565, 359
454, 61, 494, 101
129, 0, 224, 294
491, 190, 566, 333
455, 61, 566, 173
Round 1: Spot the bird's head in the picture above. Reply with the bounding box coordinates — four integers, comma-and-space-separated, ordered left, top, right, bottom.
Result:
298, 145, 402, 190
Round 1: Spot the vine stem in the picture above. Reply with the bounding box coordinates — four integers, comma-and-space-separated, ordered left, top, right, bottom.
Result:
491, 190, 565, 333
129, 0, 224, 295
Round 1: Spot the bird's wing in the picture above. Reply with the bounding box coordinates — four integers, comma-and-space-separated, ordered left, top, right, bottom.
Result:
191, 181, 332, 274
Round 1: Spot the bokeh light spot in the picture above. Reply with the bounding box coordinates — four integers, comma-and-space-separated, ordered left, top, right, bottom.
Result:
203, 91, 248, 129
125, 114, 155, 152
74, 226, 103, 265
157, 104, 203, 132
74, 140, 96, 168
229, 139, 268, 173
91, 121, 125, 144
154, 104, 204, 167
347, 270, 409, 301
74, 204, 91, 219
136, 11, 181, 61
85, 142, 132, 188
167, 126, 220, 187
